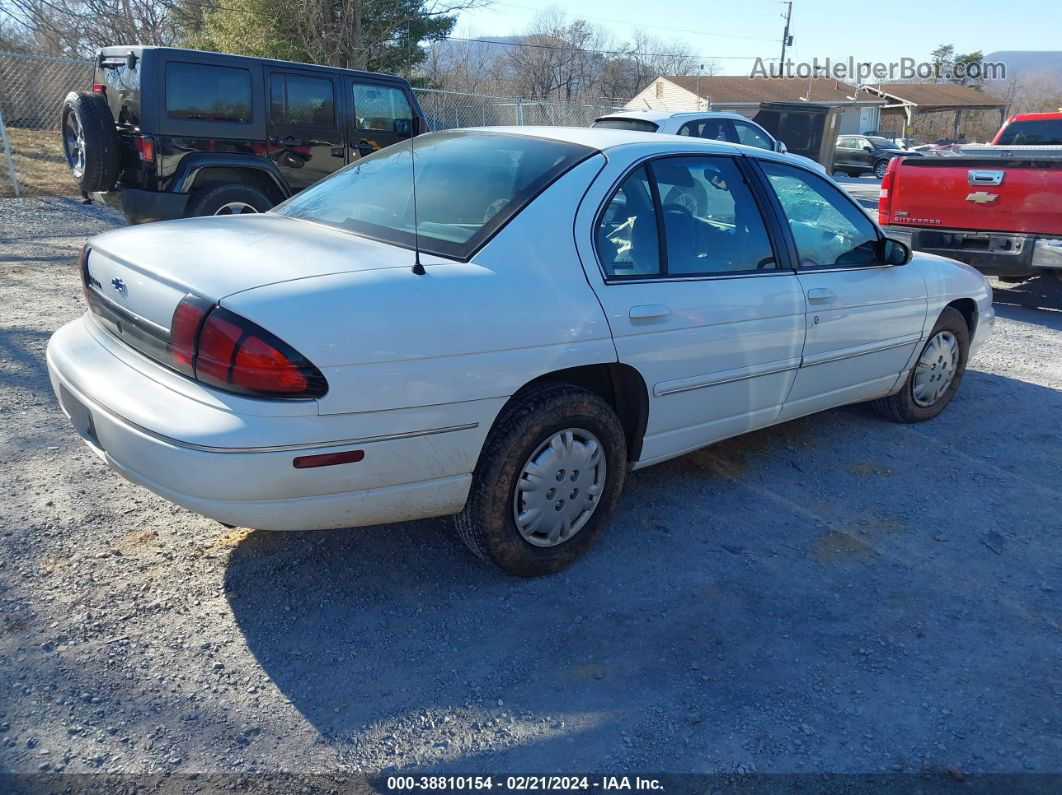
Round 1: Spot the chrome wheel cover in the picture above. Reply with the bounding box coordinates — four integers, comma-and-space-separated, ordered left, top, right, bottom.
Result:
214, 201, 259, 215
913, 330, 959, 407
513, 428, 606, 548
64, 113, 85, 179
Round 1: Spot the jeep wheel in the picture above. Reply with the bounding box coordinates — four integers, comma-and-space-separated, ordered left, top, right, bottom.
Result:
455, 382, 627, 577
62, 92, 121, 193
186, 184, 273, 217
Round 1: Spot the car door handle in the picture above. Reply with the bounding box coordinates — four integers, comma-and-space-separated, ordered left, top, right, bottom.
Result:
807, 288, 835, 303
629, 304, 671, 320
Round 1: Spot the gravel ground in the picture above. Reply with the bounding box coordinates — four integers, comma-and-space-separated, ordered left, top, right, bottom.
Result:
1, 197, 1060, 778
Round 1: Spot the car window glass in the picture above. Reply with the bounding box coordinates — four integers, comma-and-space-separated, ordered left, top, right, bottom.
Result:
733, 121, 773, 150
353, 83, 413, 135
165, 62, 251, 123
270, 74, 335, 127
760, 161, 879, 268
596, 166, 662, 278
652, 156, 776, 275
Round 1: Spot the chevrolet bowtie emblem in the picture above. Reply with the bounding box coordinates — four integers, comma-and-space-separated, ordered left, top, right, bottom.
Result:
966, 191, 999, 204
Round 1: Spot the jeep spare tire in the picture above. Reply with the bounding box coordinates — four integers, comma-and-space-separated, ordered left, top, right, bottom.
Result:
62, 91, 121, 193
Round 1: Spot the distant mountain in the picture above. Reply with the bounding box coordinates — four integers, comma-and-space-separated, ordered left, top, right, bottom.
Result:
983, 51, 1062, 82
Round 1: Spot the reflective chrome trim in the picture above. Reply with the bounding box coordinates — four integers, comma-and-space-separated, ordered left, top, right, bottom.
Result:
56, 374, 478, 454
655, 357, 801, 397
800, 333, 922, 368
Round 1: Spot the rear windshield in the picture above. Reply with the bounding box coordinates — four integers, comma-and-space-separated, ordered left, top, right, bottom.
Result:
592, 118, 659, 133
996, 119, 1062, 146
274, 131, 594, 260
98, 58, 140, 126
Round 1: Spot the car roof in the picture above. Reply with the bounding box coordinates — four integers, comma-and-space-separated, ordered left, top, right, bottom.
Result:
594, 110, 752, 123
458, 125, 742, 153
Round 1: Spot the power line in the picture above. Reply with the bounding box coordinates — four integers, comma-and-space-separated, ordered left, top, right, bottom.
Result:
444, 34, 766, 61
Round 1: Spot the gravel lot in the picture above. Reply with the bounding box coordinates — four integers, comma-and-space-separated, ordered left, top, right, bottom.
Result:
1, 197, 1060, 778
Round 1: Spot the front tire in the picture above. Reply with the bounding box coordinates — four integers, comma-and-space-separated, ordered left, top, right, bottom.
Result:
873, 307, 970, 423
455, 382, 628, 577
873, 159, 889, 179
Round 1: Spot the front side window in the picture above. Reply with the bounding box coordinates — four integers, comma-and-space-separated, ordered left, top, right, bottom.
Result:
760, 161, 880, 268
270, 74, 335, 127
353, 83, 413, 135
165, 62, 251, 123
596, 166, 662, 277
733, 121, 773, 150
653, 157, 776, 274
276, 131, 592, 260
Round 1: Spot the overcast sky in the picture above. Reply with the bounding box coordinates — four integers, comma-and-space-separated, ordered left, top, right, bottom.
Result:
456, 0, 1058, 76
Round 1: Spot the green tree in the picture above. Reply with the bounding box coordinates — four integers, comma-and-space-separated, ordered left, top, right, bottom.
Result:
186, 0, 472, 76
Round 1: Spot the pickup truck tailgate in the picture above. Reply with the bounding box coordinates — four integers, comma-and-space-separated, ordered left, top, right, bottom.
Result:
886, 156, 1062, 236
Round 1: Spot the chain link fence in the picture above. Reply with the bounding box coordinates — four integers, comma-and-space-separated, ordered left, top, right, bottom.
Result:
0, 51, 621, 198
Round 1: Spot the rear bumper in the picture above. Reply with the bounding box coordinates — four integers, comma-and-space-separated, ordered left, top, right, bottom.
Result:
886, 226, 1062, 276
93, 187, 189, 225
46, 316, 489, 530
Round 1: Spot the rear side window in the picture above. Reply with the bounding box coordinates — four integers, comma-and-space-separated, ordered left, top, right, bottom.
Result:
596, 166, 662, 277
165, 62, 252, 123
276, 131, 593, 260
592, 118, 659, 133
996, 120, 1062, 146
271, 74, 336, 127
353, 83, 413, 134
677, 118, 734, 142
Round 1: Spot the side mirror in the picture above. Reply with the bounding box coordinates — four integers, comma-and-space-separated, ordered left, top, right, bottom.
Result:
775, 140, 788, 154
882, 237, 912, 265
863, 145, 874, 153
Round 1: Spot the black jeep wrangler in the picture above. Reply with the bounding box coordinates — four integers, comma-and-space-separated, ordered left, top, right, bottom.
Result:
62, 46, 428, 223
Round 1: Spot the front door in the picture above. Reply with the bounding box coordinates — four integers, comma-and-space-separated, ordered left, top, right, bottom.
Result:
754, 160, 928, 421
344, 80, 415, 161
578, 153, 806, 466
267, 69, 345, 192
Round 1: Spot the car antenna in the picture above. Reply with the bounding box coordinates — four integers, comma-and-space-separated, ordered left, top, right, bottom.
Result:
410, 129, 426, 276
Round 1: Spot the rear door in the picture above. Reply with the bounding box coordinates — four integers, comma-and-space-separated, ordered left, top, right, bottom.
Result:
343, 79, 415, 160
577, 152, 806, 465
754, 160, 927, 420
267, 69, 345, 191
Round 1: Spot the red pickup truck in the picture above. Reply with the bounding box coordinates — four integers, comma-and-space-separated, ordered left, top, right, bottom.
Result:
879, 112, 1062, 280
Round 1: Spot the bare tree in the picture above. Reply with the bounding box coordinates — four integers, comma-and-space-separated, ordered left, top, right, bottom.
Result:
1, 0, 179, 56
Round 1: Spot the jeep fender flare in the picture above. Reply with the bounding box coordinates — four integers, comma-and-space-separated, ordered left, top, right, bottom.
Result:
171, 154, 292, 199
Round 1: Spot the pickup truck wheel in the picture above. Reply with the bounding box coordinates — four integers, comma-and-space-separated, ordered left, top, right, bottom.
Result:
61, 91, 121, 193
872, 307, 970, 423
186, 183, 273, 217
455, 382, 627, 577
873, 160, 889, 179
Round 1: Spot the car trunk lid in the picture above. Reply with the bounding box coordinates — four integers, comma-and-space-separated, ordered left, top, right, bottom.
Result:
82, 213, 414, 371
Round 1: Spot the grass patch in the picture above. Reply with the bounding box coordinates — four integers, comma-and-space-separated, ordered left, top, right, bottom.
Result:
0, 126, 78, 198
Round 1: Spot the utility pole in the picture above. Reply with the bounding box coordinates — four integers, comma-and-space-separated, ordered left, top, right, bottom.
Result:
779, 1, 793, 70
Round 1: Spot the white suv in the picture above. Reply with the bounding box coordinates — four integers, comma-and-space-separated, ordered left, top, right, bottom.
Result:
593, 110, 826, 173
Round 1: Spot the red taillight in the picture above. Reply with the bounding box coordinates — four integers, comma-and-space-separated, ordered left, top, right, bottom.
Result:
169, 296, 211, 375
292, 450, 365, 469
91, 82, 106, 93
878, 161, 895, 225
168, 296, 326, 399
134, 135, 155, 163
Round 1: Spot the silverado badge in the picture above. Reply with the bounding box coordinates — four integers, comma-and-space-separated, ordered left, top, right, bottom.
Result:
966, 191, 999, 205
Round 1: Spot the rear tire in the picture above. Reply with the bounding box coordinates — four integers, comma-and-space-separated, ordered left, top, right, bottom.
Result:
186, 183, 273, 217
873, 307, 970, 423
455, 382, 627, 577
846, 170, 862, 178
62, 91, 121, 193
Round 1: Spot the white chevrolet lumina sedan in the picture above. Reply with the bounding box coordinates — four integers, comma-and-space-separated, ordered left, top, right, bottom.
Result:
47, 127, 994, 576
